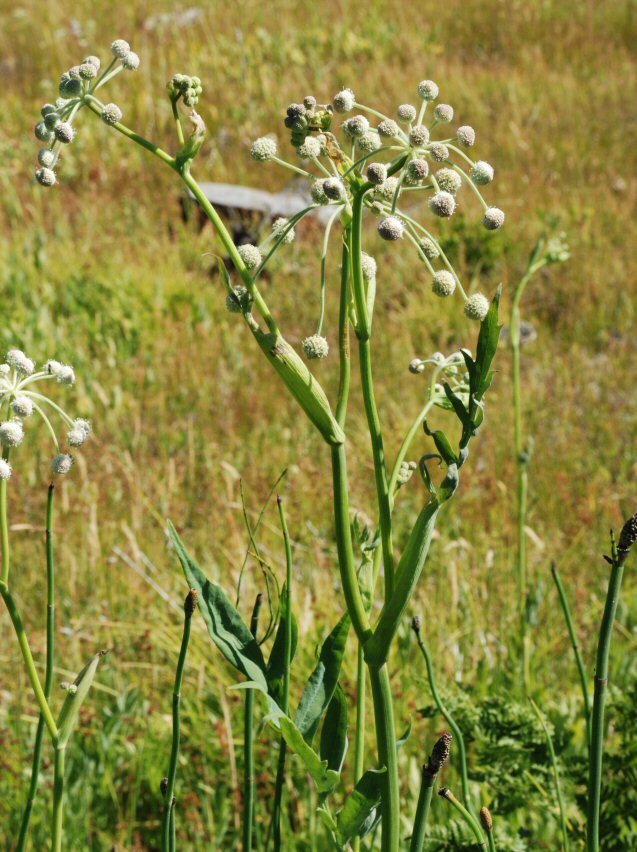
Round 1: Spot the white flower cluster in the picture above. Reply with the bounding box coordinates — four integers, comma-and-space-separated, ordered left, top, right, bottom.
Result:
0, 349, 91, 479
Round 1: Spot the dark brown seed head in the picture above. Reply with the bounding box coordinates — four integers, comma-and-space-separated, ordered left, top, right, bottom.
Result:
480, 806, 493, 832
160, 777, 168, 796
424, 732, 452, 779
438, 786, 451, 799
411, 615, 422, 634
184, 588, 199, 615
617, 513, 637, 559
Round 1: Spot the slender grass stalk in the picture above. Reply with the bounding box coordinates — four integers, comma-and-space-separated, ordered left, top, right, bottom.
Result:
586, 518, 635, 852
161, 589, 197, 851
529, 698, 569, 851
0, 447, 10, 585
438, 787, 486, 848
51, 744, 65, 852
551, 563, 591, 746
412, 618, 471, 811
410, 733, 452, 852
480, 807, 497, 852
243, 592, 264, 851
17, 484, 56, 851
272, 496, 293, 851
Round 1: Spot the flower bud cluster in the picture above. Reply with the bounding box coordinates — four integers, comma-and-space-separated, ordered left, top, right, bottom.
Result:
168, 74, 203, 107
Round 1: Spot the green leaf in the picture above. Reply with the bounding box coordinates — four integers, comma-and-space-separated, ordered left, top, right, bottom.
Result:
320, 683, 349, 773
336, 768, 386, 845
295, 614, 350, 743
424, 421, 458, 467
266, 583, 298, 703
397, 720, 412, 748
443, 383, 473, 430
473, 285, 502, 399
56, 650, 107, 748
168, 522, 268, 691
279, 716, 340, 794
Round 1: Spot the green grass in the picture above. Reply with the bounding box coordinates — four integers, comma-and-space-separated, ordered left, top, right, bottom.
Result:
1, 0, 636, 848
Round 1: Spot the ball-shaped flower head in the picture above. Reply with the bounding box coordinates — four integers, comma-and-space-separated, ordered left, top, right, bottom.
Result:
409, 125, 430, 147
0, 459, 12, 480
464, 293, 490, 321
101, 103, 123, 125
44, 111, 61, 131
67, 426, 88, 447
111, 39, 131, 59
303, 95, 317, 111
11, 396, 34, 418
41, 103, 57, 117
457, 125, 475, 147
54, 122, 75, 144
409, 358, 426, 374
297, 136, 322, 159
367, 163, 387, 186
272, 217, 295, 244
51, 454, 74, 475
356, 132, 380, 153
34, 121, 54, 143
36, 167, 57, 187
429, 191, 456, 218
0, 420, 24, 447
432, 270, 456, 297
122, 51, 140, 71
435, 168, 462, 195
250, 136, 277, 162
406, 158, 429, 184
418, 80, 439, 101
419, 237, 440, 260
333, 88, 355, 113
377, 119, 400, 139
79, 62, 97, 80
73, 418, 91, 437
471, 161, 494, 185
397, 104, 417, 123
68, 66, 82, 80
38, 149, 56, 168
310, 179, 329, 205
7, 350, 35, 375
302, 335, 329, 360
434, 104, 454, 123
374, 177, 400, 201
429, 142, 449, 162
483, 207, 505, 230
59, 74, 82, 98
83, 55, 101, 71
238, 244, 262, 271
378, 216, 404, 241
342, 115, 370, 138
225, 285, 250, 314
323, 178, 346, 201
360, 252, 377, 280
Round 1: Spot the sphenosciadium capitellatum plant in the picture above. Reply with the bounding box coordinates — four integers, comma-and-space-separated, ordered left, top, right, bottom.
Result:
32, 40, 509, 850
0, 349, 105, 852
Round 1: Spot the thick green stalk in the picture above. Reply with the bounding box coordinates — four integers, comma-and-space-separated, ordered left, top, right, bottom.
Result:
1, 447, 10, 585
162, 592, 195, 851
413, 624, 471, 810
17, 484, 56, 851
243, 593, 263, 851
409, 774, 435, 852
336, 236, 351, 429
272, 497, 293, 850
439, 788, 486, 848
369, 664, 400, 852
51, 745, 66, 852
352, 643, 367, 852
587, 544, 627, 851
551, 563, 591, 746
530, 698, 569, 851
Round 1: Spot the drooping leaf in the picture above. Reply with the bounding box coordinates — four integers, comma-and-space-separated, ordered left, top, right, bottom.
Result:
320, 683, 349, 773
336, 768, 386, 845
397, 720, 413, 748
57, 650, 107, 748
295, 614, 350, 743
266, 583, 298, 703
168, 523, 268, 691
424, 421, 458, 466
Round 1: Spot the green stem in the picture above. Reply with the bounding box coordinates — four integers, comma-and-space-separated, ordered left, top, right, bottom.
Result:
413, 625, 471, 810
352, 643, 367, 852
439, 788, 486, 848
335, 235, 351, 429
1, 446, 10, 585
17, 484, 56, 852
162, 594, 194, 851
551, 563, 591, 746
529, 698, 569, 851
409, 773, 435, 852
586, 544, 627, 852
84, 97, 176, 168
170, 97, 185, 147
243, 593, 263, 851
369, 665, 400, 852
51, 746, 65, 852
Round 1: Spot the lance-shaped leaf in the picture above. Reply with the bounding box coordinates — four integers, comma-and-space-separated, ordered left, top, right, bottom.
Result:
336, 768, 386, 846
423, 421, 458, 467
266, 583, 298, 703
473, 285, 502, 399
168, 523, 268, 691
295, 614, 350, 743
56, 650, 107, 748
320, 683, 349, 773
